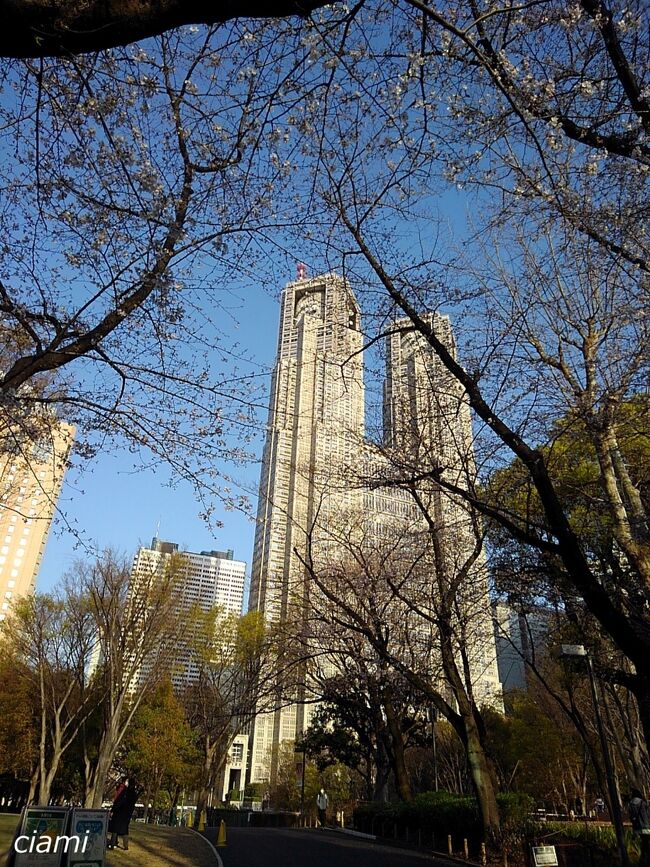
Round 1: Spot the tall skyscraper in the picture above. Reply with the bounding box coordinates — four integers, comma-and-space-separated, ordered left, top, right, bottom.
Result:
0, 421, 75, 620
248, 273, 501, 784
382, 314, 502, 706
128, 538, 246, 689
248, 272, 365, 782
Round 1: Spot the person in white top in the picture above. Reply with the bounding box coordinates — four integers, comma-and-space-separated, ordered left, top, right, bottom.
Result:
316, 789, 329, 827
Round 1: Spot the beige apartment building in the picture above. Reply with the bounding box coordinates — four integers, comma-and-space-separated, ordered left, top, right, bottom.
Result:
0, 421, 75, 620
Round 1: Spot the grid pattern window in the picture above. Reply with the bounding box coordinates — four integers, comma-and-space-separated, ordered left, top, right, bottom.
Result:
127, 540, 247, 691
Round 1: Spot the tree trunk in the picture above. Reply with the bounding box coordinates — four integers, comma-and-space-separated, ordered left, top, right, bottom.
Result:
592, 424, 650, 587
142, 781, 153, 824
463, 708, 501, 841
85, 721, 121, 807
149, 770, 164, 823
384, 700, 413, 802
373, 738, 391, 802
440, 628, 501, 841
631, 676, 650, 785
38, 761, 59, 806
27, 768, 39, 806
168, 783, 181, 825
194, 743, 215, 823
1, 0, 333, 59
38, 667, 48, 804
195, 788, 210, 825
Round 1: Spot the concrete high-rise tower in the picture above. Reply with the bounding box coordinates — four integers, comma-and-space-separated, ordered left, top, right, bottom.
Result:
248, 271, 365, 782
383, 313, 502, 705
249, 281, 502, 784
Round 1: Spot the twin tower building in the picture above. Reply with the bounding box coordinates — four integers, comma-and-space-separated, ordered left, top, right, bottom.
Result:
247, 271, 501, 785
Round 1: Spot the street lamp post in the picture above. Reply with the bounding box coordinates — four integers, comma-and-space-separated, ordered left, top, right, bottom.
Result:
427, 706, 440, 792
560, 644, 629, 867
295, 739, 306, 818
301, 746, 306, 816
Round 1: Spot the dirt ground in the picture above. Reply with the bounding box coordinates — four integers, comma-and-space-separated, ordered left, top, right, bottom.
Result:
0, 815, 218, 867
107, 824, 218, 866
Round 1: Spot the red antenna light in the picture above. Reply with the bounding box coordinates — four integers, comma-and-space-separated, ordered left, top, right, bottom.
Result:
297, 262, 307, 280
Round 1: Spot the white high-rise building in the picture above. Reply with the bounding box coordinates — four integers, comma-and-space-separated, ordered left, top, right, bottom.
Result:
129, 538, 246, 689
248, 274, 502, 784
382, 314, 502, 706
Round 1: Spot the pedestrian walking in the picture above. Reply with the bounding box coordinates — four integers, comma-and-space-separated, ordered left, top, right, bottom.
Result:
316, 789, 328, 828
628, 788, 650, 867
108, 777, 139, 850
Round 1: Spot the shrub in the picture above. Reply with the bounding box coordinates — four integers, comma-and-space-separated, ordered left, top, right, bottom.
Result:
539, 821, 642, 864
354, 792, 481, 849
354, 791, 536, 853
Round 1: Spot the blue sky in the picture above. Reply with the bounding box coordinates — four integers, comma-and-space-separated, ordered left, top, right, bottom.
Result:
37, 276, 282, 601
15, 19, 489, 604
36, 203, 477, 603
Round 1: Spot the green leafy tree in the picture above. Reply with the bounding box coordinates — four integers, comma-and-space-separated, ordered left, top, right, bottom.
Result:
75, 549, 188, 807
299, 705, 364, 773
273, 741, 357, 818
0, 650, 40, 803
122, 680, 198, 822
0, 590, 97, 805
182, 609, 267, 820
484, 695, 588, 809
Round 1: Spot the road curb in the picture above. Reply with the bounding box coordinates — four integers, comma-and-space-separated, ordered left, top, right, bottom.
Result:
332, 827, 377, 840
325, 827, 476, 866
186, 826, 224, 867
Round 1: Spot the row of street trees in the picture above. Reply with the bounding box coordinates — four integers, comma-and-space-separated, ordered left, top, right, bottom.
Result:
0, 0, 647, 859
0, 551, 266, 812
278, 0, 648, 852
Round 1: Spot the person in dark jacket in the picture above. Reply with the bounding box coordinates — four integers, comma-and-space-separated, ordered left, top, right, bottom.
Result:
629, 788, 650, 867
108, 777, 139, 850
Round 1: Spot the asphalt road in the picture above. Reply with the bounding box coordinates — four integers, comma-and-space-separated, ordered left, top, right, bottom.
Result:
217, 827, 461, 867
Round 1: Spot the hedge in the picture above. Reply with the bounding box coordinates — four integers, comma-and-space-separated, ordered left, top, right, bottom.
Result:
353, 791, 534, 850
540, 821, 643, 864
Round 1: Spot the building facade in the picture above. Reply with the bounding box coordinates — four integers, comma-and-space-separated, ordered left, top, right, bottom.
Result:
248, 273, 502, 784
128, 538, 246, 689
216, 733, 249, 804
494, 602, 553, 692
383, 314, 502, 706
0, 421, 74, 620
248, 272, 365, 782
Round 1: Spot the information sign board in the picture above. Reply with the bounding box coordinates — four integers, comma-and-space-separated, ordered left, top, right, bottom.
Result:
67, 809, 108, 867
532, 845, 559, 866
13, 807, 69, 867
